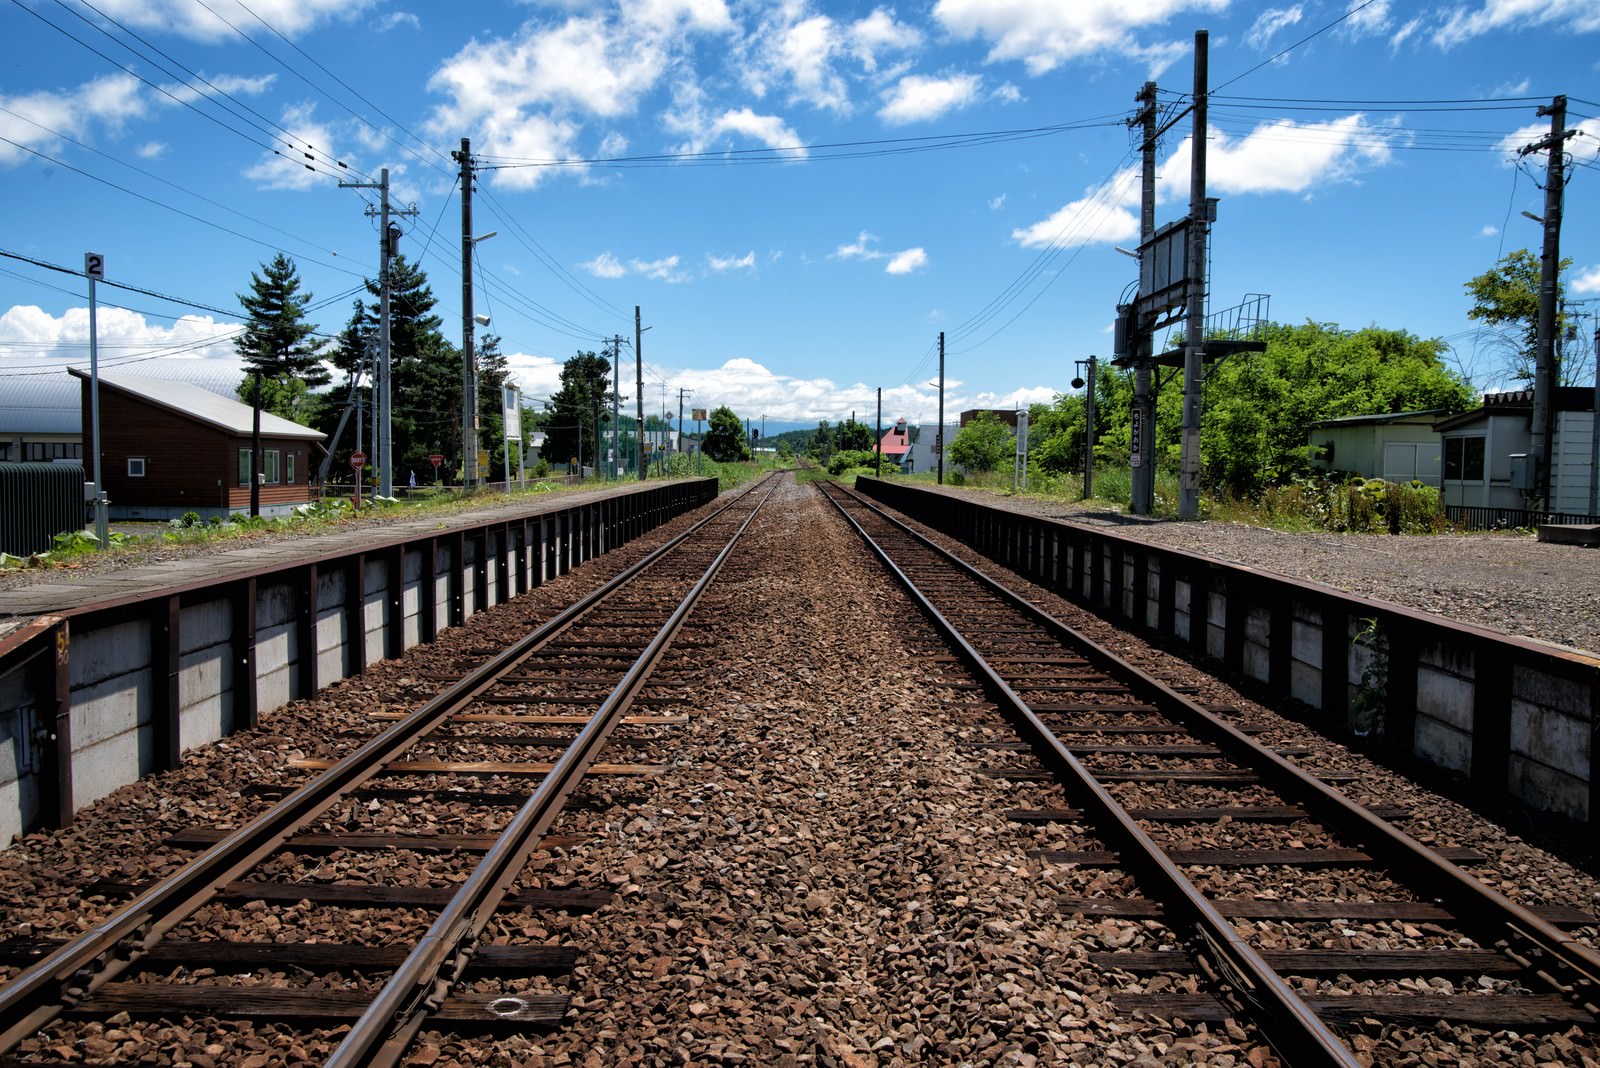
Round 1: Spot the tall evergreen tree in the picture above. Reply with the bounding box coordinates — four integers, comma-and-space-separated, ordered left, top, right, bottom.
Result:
543, 351, 614, 472
235, 253, 328, 388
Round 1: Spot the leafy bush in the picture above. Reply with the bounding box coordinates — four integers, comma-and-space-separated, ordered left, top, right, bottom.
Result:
827, 449, 882, 475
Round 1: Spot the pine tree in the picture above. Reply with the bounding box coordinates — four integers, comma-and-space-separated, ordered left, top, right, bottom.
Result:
235, 253, 328, 388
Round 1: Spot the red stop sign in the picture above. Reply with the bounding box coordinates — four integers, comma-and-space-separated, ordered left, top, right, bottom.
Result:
349, 450, 367, 470
429, 453, 444, 468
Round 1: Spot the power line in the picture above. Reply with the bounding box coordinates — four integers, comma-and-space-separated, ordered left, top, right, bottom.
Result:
474, 115, 1126, 171
1211, 0, 1382, 96
205, 0, 456, 177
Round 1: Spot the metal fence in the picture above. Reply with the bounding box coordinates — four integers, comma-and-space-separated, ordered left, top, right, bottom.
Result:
1445, 505, 1600, 530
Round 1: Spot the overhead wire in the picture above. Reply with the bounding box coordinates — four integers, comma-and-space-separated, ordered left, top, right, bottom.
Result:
207, 0, 457, 178
10, 0, 351, 185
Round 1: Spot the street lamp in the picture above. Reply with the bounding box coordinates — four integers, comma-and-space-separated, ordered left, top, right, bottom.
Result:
1073, 357, 1098, 500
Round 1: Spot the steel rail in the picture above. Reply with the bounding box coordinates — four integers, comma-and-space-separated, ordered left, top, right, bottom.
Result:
818, 480, 1361, 1067
329, 475, 779, 1066
826, 481, 1600, 1007
0, 477, 770, 1054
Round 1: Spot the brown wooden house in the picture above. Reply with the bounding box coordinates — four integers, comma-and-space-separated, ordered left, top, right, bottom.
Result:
71, 369, 326, 520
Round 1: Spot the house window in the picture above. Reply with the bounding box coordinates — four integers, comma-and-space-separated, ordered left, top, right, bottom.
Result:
239, 449, 282, 485
286, 452, 295, 484
128, 458, 146, 477
1443, 436, 1485, 482
24, 442, 81, 461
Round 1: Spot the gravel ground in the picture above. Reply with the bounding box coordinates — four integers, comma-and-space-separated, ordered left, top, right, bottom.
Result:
898, 484, 1600, 657
2, 475, 1598, 1065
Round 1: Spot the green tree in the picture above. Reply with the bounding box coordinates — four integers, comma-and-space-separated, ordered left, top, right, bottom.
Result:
236, 253, 328, 390
543, 351, 613, 472
703, 405, 750, 461
1198, 322, 1474, 494
948, 413, 1013, 473
835, 416, 874, 451
1463, 248, 1575, 385
808, 419, 833, 460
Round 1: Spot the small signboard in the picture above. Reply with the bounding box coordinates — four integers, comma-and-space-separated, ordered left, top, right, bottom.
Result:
349, 450, 367, 470
502, 387, 521, 439
429, 453, 444, 469
1130, 409, 1144, 467
691, 408, 707, 422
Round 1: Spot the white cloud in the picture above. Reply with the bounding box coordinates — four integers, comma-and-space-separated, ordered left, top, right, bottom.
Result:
1389, 16, 1422, 48
1339, 0, 1392, 38
426, 3, 734, 187
581, 252, 628, 279
83, 0, 373, 41
1247, 6, 1304, 50
1433, 0, 1600, 48
662, 82, 806, 158
1015, 113, 1396, 251
1573, 266, 1600, 296
848, 8, 924, 69
739, 5, 923, 113
242, 103, 352, 190
597, 131, 629, 157
1480, 224, 1498, 237
375, 11, 420, 32
0, 74, 145, 165
160, 73, 277, 107
0, 304, 242, 373
1497, 117, 1600, 169
834, 230, 883, 260
989, 193, 1007, 210
1012, 166, 1141, 249
137, 141, 166, 159
932, 0, 1227, 76
631, 255, 690, 283
885, 247, 928, 274
992, 82, 1023, 104
1156, 115, 1399, 198
708, 251, 757, 271
878, 73, 982, 125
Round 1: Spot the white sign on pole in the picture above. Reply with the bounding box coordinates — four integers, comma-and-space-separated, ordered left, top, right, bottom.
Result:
502, 387, 521, 440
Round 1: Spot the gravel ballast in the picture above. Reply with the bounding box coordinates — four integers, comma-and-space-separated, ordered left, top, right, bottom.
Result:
0, 475, 1597, 1066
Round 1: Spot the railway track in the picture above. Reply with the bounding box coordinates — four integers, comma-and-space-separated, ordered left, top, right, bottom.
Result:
817, 478, 1600, 1065
0, 473, 779, 1067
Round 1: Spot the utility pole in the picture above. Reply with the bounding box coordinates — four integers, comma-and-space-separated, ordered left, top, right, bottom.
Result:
341, 167, 417, 497
250, 372, 263, 518
1521, 95, 1570, 511
875, 387, 883, 476
937, 331, 946, 485
83, 251, 107, 547
1131, 80, 1159, 515
677, 388, 693, 456
635, 306, 646, 480
454, 138, 480, 489
611, 335, 623, 479
1178, 31, 1209, 520
1591, 319, 1599, 517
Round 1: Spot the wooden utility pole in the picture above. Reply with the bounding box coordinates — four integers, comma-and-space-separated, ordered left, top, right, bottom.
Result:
1179, 31, 1209, 520
875, 387, 883, 476
456, 139, 479, 489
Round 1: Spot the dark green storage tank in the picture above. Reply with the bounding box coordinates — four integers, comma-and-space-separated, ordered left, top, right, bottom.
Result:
0, 463, 88, 557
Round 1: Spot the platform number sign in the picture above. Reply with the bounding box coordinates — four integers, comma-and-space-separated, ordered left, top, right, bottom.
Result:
84, 252, 105, 279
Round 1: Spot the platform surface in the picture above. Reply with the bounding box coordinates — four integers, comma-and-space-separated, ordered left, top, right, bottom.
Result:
0, 481, 683, 623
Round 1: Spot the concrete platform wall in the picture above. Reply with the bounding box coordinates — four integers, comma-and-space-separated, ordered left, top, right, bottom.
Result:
856, 478, 1600, 829
0, 481, 717, 843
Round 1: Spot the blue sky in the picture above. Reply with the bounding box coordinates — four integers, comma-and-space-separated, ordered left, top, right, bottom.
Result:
2, 0, 1598, 434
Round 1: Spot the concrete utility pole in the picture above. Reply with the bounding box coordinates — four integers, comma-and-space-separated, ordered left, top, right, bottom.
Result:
1178, 31, 1209, 520
341, 168, 417, 497
454, 139, 479, 489
1131, 81, 1159, 515
677, 387, 693, 455
875, 387, 883, 476
611, 335, 623, 479
937, 331, 946, 485
635, 306, 646, 480
1591, 320, 1599, 517
1522, 95, 1570, 511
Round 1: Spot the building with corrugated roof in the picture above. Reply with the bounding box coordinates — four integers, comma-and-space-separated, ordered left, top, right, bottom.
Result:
69, 368, 325, 520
